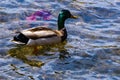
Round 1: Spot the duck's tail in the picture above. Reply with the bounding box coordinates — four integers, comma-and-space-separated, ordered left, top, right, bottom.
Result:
12, 33, 29, 44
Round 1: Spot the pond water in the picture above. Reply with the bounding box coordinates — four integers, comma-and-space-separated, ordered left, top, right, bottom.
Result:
0, 0, 120, 80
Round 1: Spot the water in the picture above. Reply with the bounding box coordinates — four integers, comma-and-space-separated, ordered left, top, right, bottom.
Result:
0, 0, 120, 80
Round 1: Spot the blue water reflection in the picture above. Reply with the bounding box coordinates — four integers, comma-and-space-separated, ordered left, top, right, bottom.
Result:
0, 0, 120, 80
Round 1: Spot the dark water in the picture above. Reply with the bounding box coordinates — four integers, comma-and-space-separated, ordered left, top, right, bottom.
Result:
0, 0, 120, 80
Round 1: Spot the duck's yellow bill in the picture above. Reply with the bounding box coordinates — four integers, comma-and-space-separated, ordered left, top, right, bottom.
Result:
71, 15, 78, 19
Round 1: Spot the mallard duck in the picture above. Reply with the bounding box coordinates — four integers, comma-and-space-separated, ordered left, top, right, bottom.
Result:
12, 10, 77, 46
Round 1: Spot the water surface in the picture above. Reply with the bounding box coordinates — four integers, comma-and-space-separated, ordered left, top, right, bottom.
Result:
0, 0, 120, 80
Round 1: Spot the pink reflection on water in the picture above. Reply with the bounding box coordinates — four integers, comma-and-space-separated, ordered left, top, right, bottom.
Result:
26, 10, 51, 21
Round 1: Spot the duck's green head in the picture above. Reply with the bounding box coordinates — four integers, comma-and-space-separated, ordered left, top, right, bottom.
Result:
58, 10, 77, 30
59, 10, 77, 19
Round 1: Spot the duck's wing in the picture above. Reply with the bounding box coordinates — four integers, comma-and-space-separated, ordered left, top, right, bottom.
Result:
21, 27, 60, 39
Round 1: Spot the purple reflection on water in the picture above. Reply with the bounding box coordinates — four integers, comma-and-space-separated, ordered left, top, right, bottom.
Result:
26, 10, 51, 21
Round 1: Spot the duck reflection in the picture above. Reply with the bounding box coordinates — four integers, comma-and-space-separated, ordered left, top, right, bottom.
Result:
8, 41, 69, 67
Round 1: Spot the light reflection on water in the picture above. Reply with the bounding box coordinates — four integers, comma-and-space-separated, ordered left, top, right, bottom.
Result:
0, 0, 120, 80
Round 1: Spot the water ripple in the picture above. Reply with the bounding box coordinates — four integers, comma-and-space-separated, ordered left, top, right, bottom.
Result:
0, 0, 120, 80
